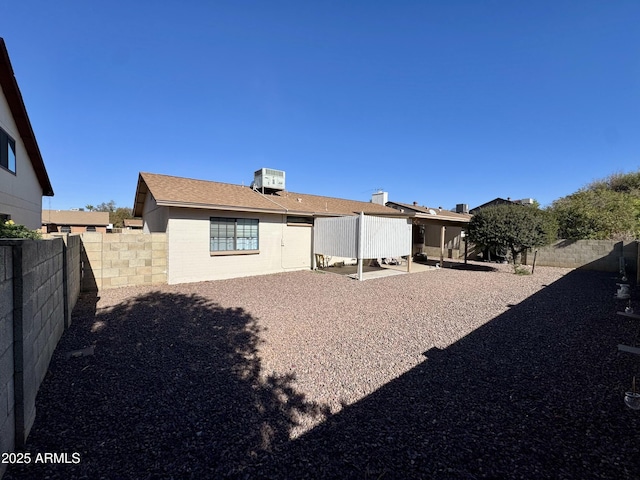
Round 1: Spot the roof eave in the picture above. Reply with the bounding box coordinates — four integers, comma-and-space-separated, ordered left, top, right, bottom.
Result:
0, 38, 53, 196
155, 200, 287, 215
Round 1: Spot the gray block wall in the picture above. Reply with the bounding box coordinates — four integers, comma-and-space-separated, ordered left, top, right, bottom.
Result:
0, 246, 14, 479
0, 236, 82, 478
12, 239, 66, 448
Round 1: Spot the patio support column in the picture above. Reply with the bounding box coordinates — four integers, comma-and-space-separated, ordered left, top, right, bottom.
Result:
440, 225, 445, 267
357, 212, 364, 281
464, 233, 468, 264
407, 219, 412, 273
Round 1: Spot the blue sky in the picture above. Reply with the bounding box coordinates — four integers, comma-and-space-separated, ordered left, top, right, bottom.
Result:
2, 1, 639, 211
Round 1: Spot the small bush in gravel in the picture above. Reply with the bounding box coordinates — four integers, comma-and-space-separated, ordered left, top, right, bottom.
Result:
513, 264, 531, 275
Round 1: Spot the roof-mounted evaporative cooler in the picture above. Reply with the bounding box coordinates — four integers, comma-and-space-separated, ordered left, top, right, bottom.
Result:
254, 168, 285, 192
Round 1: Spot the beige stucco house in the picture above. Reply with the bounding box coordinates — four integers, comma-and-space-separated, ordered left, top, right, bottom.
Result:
0, 38, 53, 229
132, 172, 405, 284
386, 201, 472, 262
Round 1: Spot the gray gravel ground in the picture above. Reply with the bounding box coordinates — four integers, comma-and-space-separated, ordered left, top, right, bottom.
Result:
5, 262, 640, 479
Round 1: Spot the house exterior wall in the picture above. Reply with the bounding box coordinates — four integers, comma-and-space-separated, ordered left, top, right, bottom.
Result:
0, 88, 43, 230
424, 225, 462, 250
166, 208, 312, 284
142, 193, 168, 233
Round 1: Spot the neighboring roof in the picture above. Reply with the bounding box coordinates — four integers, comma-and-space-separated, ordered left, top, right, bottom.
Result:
0, 38, 53, 196
124, 218, 143, 228
42, 210, 110, 226
469, 197, 515, 213
133, 172, 406, 218
386, 201, 472, 225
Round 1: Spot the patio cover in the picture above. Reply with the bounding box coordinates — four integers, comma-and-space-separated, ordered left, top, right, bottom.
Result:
314, 213, 412, 280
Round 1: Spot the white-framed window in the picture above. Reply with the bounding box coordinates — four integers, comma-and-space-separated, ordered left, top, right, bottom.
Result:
86, 226, 96, 232
210, 217, 259, 252
60, 226, 71, 233
0, 128, 16, 174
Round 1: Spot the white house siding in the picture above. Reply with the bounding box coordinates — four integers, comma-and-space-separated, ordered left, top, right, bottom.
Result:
166, 208, 312, 284
0, 87, 43, 229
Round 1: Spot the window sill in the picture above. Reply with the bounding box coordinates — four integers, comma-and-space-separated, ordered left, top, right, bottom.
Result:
210, 250, 260, 256
0, 165, 16, 175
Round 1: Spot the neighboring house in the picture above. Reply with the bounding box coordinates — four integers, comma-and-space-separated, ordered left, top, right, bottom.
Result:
0, 38, 53, 229
470, 197, 534, 214
123, 218, 143, 230
132, 171, 406, 284
42, 209, 110, 233
385, 200, 472, 261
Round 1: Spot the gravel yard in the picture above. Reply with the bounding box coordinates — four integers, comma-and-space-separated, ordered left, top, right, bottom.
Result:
6, 263, 640, 479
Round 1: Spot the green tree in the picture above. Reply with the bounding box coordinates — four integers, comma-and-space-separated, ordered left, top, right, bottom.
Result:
92, 200, 134, 228
549, 188, 638, 240
468, 204, 555, 264
586, 171, 640, 195
110, 207, 133, 228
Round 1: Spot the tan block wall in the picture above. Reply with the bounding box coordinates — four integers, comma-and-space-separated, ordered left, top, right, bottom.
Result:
522, 239, 638, 272
81, 232, 167, 291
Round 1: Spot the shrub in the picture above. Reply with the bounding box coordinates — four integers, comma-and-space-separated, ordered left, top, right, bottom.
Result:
0, 220, 42, 239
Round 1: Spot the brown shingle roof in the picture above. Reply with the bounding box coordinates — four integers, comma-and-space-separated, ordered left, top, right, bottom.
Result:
42, 210, 110, 226
124, 218, 143, 228
133, 172, 405, 217
0, 38, 53, 196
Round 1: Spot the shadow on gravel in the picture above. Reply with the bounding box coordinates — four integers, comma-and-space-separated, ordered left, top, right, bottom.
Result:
6, 291, 329, 479
8, 270, 640, 479
244, 269, 640, 479
415, 258, 498, 272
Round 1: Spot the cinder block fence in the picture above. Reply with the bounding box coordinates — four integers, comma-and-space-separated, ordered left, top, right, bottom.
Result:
0, 236, 80, 478
521, 239, 638, 273
79, 232, 167, 291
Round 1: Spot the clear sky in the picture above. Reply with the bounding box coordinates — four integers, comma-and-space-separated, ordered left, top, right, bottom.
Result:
2, 1, 639, 212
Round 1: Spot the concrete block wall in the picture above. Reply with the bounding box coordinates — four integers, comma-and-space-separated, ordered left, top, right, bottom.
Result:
0, 246, 14, 479
522, 239, 638, 272
0, 236, 83, 476
81, 232, 167, 291
14, 239, 66, 447
65, 235, 82, 317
